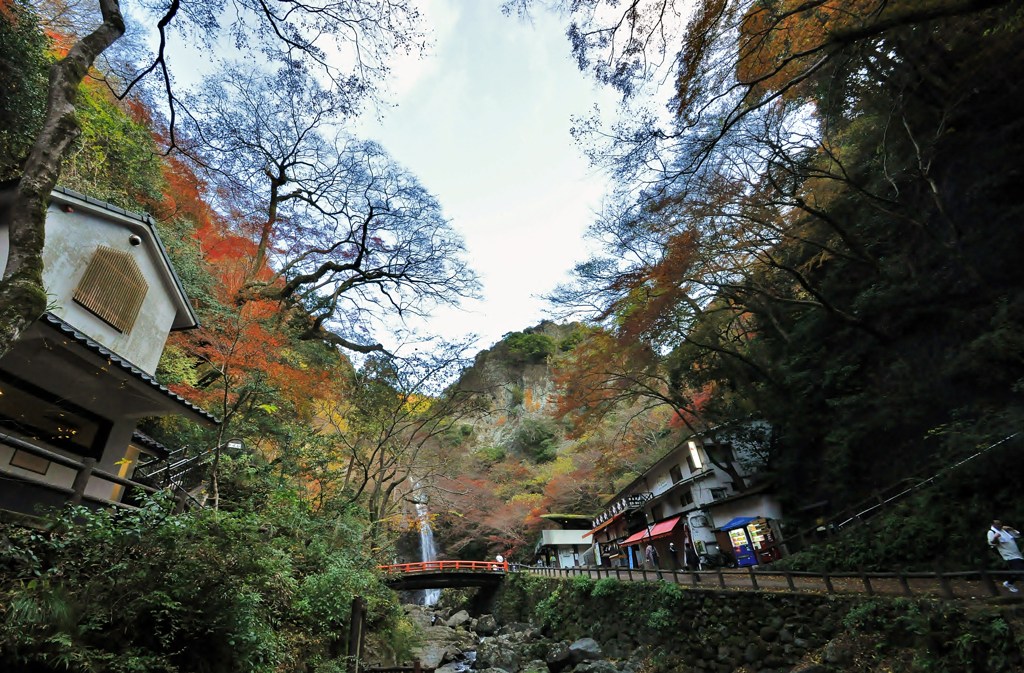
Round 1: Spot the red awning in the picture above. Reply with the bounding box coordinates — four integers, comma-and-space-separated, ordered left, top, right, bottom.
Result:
620, 515, 684, 546
583, 512, 624, 538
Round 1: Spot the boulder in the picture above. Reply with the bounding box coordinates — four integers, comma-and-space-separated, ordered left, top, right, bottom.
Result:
574, 661, 620, 673
497, 622, 533, 636
521, 660, 549, 673
823, 639, 854, 666
478, 634, 534, 672
476, 614, 499, 636
446, 610, 472, 629
545, 641, 573, 673
413, 641, 451, 668
435, 664, 465, 673
568, 638, 603, 663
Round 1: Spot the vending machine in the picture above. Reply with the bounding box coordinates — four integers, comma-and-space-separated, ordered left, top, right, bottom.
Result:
727, 525, 758, 567
724, 517, 778, 567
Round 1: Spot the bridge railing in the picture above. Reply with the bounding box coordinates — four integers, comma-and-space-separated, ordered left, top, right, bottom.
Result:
378, 560, 509, 574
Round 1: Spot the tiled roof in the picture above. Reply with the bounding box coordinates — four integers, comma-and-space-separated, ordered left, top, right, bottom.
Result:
41, 313, 219, 425
131, 429, 173, 458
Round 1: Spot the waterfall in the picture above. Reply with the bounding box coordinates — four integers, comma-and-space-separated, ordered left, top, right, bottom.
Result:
416, 502, 441, 605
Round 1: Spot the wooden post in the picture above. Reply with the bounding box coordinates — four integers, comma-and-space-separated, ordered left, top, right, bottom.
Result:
347, 597, 366, 673
69, 457, 96, 506
783, 570, 795, 591
980, 568, 999, 597
173, 490, 187, 514
822, 572, 834, 594
897, 571, 912, 596
747, 566, 759, 590
413, 661, 421, 673
938, 571, 954, 600
858, 566, 873, 596
717, 567, 726, 588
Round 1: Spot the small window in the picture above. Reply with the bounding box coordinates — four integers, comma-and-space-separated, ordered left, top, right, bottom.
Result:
710, 488, 727, 500
669, 464, 683, 482
651, 504, 664, 521
680, 490, 694, 507
10, 449, 50, 475
73, 245, 148, 333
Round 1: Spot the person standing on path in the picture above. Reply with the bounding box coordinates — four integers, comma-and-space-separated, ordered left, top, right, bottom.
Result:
645, 544, 659, 570
668, 541, 680, 570
988, 519, 1022, 593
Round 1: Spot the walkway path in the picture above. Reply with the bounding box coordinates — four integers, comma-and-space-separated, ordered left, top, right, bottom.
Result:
522, 565, 1022, 601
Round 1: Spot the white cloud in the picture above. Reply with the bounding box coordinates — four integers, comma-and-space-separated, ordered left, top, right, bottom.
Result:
356, 0, 619, 351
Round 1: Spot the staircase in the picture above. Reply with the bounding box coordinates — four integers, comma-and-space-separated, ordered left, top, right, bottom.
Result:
134, 445, 218, 506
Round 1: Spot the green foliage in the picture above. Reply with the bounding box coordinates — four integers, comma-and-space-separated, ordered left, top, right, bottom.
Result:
556, 328, 586, 352
843, 598, 928, 638
155, 216, 221, 314
504, 331, 556, 365
0, 488, 406, 673
0, 0, 49, 179
773, 442, 1024, 572
508, 384, 525, 408
474, 445, 507, 464
61, 85, 165, 209
590, 577, 619, 598
507, 417, 559, 463
569, 574, 595, 594
842, 598, 1024, 672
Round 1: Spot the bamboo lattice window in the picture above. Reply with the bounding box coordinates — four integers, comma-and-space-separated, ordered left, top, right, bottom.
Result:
73, 245, 148, 333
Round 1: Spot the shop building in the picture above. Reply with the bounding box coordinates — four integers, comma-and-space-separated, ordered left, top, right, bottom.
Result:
583, 426, 783, 569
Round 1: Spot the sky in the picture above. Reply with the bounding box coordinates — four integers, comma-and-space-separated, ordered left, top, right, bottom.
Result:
353, 1, 620, 352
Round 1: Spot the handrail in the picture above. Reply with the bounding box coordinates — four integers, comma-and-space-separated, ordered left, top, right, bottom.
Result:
139, 446, 217, 481
0, 431, 160, 493
378, 560, 510, 573
518, 564, 1018, 600
0, 430, 197, 512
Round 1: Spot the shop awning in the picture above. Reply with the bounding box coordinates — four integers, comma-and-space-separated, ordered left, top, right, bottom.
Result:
718, 516, 757, 531
583, 512, 624, 538
620, 515, 684, 546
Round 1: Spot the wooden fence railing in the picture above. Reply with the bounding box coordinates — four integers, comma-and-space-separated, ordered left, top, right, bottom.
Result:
522, 564, 1019, 600
378, 560, 509, 574
365, 662, 433, 673
0, 431, 195, 514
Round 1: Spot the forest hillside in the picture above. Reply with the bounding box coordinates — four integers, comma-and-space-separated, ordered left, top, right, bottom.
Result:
2, 0, 1024, 669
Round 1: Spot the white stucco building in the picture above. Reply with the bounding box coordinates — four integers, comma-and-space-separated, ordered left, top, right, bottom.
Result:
584, 427, 783, 569
0, 187, 216, 516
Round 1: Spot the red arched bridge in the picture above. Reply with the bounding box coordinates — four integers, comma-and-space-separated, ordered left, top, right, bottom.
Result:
378, 560, 509, 590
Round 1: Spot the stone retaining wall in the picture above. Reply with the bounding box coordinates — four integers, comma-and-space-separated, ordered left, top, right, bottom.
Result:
491, 573, 1024, 672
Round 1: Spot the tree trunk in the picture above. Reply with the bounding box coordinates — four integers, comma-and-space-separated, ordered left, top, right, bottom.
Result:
0, 0, 125, 359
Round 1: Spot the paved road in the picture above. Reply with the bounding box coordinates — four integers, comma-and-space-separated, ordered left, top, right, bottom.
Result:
521, 566, 1021, 601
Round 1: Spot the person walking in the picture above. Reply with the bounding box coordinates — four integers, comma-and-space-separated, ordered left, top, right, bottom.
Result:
988, 519, 1022, 593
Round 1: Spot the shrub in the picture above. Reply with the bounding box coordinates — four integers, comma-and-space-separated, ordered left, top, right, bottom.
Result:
0, 493, 402, 673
